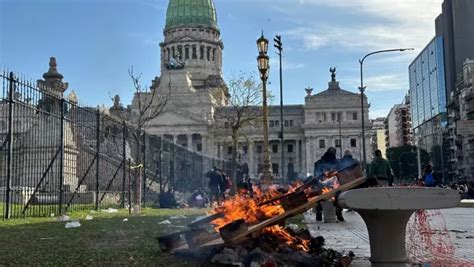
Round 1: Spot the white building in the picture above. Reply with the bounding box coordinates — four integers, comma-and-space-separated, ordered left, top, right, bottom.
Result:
132, 0, 371, 179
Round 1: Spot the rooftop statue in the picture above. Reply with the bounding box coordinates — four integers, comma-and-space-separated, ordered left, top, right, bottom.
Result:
330, 67, 336, 82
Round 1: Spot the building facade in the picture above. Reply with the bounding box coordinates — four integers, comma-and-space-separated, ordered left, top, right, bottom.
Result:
447, 59, 474, 181
133, 0, 371, 179
409, 36, 447, 175
370, 117, 387, 157
435, 0, 474, 101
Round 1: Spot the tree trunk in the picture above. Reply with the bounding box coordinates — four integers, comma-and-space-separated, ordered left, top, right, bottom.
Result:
133, 131, 142, 215
230, 132, 238, 195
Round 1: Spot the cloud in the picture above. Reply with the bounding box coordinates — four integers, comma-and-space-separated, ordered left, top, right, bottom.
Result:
270, 59, 305, 70
341, 74, 407, 92
283, 0, 442, 52
369, 108, 391, 119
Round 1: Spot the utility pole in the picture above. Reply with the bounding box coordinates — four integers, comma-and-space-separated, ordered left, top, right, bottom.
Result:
274, 35, 284, 181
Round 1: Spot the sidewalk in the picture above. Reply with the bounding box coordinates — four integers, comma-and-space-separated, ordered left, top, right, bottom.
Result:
303, 207, 474, 264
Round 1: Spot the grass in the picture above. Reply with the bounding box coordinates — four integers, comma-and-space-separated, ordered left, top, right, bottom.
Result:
0, 207, 208, 266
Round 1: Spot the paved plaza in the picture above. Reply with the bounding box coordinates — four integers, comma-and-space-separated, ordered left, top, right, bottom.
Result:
304, 207, 474, 265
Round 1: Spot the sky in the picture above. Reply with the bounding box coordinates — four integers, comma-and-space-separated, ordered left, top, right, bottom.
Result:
0, 0, 443, 119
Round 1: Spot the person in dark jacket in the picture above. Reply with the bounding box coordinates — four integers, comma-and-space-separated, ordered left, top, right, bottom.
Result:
313, 147, 344, 222
207, 167, 223, 204
369, 150, 394, 186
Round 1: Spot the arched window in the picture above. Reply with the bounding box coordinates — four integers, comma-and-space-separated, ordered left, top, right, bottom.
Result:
184, 45, 189, 60
212, 48, 216, 61
207, 47, 211, 61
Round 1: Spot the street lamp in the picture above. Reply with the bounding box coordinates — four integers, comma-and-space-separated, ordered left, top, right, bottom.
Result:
257, 32, 272, 182
359, 48, 414, 175
274, 35, 284, 181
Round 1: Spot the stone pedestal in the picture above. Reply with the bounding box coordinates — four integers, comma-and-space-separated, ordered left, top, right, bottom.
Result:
337, 187, 461, 267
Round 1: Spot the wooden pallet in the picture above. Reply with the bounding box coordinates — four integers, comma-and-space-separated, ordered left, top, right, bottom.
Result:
175, 176, 366, 250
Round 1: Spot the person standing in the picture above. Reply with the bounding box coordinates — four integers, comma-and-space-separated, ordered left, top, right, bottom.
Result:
369, 150, 394, 186
423, 164, 436, 187
207, 167, 223, 204
313, 147, 344, 222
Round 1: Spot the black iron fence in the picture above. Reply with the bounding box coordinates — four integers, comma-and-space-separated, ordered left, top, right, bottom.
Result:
0, 71, 230, 219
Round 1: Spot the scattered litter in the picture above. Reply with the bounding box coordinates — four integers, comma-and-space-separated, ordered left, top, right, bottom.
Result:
170, 215, 187, 219
288, 224, 299, 231
65, 221, 81, 228
123, 218, 128, 222
102, 208, 118, 213
450, 230, 467, 233
57, 215, 70, 222
159, 220, 171, 225
85, 215, 93, 221
191, 215, 207, 223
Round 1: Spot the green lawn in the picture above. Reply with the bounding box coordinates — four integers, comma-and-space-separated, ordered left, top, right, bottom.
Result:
0, 208, 208, 266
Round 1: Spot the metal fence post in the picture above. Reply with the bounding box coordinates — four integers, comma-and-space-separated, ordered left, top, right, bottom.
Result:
95, 111, 100, 210
121, 122, 126, 208
159, 138, 163, 193
58, 98, 65, 215
4, 72, 15, 219
128, 158, 132, 215
142, 134, 146, 206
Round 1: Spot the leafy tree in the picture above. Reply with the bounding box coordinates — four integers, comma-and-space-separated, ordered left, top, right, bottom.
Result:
386, 145, 430, 183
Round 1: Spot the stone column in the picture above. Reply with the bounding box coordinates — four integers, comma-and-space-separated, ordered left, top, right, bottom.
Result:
305, 137, 311, 177
295, 139, 300, 174
249, 141, 255, 178
186, 134, 191, 150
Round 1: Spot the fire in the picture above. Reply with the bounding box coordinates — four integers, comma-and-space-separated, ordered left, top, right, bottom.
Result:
263, 225, 310, 251
209, 177, 339, 252
211, 185, 285, 231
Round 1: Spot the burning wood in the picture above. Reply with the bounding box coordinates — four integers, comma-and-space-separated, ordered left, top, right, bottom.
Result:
159, 169, 365, 266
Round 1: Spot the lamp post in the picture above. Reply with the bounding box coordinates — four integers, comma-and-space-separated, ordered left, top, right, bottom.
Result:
257, 32, 272, 183
274, 35, 284, 181
359, 48, 414, 175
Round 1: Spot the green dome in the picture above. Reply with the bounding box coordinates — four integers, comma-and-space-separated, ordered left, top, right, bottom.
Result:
165, 0, 218, 31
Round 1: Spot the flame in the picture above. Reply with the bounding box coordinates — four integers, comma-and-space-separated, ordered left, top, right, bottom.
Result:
209, 177, 339, 252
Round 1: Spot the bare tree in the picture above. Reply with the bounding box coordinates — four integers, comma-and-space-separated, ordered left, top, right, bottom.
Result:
215, 73, 265, 194
111, 67, 170, 213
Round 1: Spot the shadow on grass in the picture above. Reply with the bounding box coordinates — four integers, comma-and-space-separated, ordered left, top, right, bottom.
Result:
0, 208, 216, 266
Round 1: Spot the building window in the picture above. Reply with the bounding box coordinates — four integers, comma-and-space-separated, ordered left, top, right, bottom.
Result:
184, 46, 189, 59
323, 113, 327, 121
275, 120, 280, 127
351, 139, 357, 147
197, 143, 202, 152
331, 112, 336, 121
319, 140, 325, 148
207, 47, 211, 61
287, 144, 293, 153
270, 120, 275, 127
272, 144, 278, 153
337, 112, 342, 121
272, 163, 279, 175
224, 122, 230, 129
284, 120, 293, 127
257, 145, 262, 153
353, 112, 358, 120
227, 146, 232, 155
200, 46, 204, 59
335, 139, 341, 148
177, 45, 183, 60
191, 45, 197, 59
243, 145, 248, 154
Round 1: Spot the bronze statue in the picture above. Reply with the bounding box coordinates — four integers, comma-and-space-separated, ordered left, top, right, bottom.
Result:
330, 67, 336, 82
